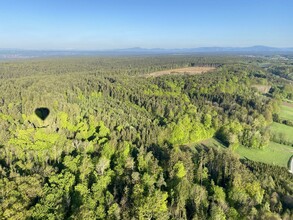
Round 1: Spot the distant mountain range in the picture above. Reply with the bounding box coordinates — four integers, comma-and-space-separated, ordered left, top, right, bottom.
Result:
1, 46, 293, 60
114, 46, 293, 53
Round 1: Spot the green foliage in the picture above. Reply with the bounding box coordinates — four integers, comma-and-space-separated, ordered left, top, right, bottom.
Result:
167, 114, 214, 145
0, 56, 293, 219
173, 161, 187, 178
270, 122, 293, 145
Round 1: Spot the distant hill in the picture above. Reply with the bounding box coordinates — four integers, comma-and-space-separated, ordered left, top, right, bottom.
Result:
117, 46, 293, 53
1, 46, 293, 60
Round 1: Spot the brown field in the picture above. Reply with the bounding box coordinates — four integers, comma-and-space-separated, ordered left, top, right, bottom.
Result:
147, 66, 215, 77
251, 85, 271, 94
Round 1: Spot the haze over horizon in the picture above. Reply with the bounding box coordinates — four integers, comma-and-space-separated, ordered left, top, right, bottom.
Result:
0, 0, 292, 50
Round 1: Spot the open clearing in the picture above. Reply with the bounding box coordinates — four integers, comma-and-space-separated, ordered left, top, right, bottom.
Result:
147, 66, 215, 77
251, 84, 271, 93
198, 138, 226, 149
280, 102, 293, 121
235, 142, 293, 167
197, 138, 293, 168
269, 122, 293, 143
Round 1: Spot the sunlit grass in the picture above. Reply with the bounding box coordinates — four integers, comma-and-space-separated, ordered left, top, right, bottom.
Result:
269, 122, 293, 143
279, 104, 293, 121
235, 142, 293, 168
199, 138, 293, 168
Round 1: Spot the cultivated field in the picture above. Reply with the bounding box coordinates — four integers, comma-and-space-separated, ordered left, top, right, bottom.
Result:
147, 66, 215, 77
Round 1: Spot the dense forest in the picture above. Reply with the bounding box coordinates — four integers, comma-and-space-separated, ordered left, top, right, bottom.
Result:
0, 55, 293, 219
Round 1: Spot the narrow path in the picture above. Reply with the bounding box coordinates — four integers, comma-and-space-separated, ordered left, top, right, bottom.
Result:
289, 156, 293, 173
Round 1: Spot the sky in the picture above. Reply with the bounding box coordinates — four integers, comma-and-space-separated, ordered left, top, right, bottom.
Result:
0, 0, 292, 50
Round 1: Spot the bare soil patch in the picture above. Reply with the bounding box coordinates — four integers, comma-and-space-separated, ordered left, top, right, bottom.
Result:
251, 85, 271, 94
147, 66, 215, 77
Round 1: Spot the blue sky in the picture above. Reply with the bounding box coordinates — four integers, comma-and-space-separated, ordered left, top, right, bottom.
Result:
0, 0, 292, 49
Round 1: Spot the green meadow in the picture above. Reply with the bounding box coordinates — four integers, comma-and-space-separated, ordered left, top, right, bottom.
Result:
269, 122, 293, 143
279, 103, 293, 121
235, 142, 293, 168
199, 138, 292, 168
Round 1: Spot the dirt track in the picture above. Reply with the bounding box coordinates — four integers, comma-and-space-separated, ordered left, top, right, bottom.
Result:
289, 156, 293, 173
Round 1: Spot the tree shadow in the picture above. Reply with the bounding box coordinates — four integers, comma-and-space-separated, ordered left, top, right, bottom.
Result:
35, 107, 50, 120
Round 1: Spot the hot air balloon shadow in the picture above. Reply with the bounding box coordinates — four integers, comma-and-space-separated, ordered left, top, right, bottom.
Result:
35, 107, 50, 121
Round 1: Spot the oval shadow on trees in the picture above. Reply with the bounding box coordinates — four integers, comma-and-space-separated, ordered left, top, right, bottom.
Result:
35, 107, 50, 121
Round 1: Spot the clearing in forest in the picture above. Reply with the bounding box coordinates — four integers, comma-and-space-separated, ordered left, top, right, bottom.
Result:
280, 102, 293, 121
198, 138, 293, 168
251, 84, 271, 94
235, 142, 293, 168
147, 66, 215, 77
269, 122, 293, 143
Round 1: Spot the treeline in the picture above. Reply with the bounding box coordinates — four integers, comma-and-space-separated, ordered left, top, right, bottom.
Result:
0, 56, 292, 219
268, 65, 293, 81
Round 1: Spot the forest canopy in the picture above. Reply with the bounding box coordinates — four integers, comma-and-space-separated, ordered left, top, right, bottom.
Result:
0, 55, 292, 219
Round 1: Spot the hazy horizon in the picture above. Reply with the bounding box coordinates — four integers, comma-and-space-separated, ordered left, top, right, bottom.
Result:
1, 45, 293, 52
1, 0, 292, 50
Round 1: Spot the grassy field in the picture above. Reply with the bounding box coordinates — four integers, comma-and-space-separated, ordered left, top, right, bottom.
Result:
279, 103, 293, 121
269, 122, 293, 143
235, 142, 293, 167
198, 138, 226, 149
283, 99, 293, 104
198, 138, 293, 168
